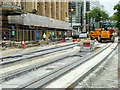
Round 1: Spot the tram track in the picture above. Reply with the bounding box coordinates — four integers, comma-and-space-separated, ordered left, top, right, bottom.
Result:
18, 43, 111, 89
0, 48, 80, 83
0, 43, 76, 65
0, 43, 110, 88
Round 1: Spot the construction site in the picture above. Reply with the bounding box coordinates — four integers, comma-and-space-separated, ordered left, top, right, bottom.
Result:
0, 0, 120, 89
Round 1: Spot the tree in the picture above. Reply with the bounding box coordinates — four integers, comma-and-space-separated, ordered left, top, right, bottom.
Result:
101, 11, 109, 20
85, 7, 109, 22
108, 15, 116, 20
113, 3, 120, 29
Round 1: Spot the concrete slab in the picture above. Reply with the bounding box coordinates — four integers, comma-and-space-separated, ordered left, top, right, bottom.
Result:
1, 42, 75, 57
1, 48, 81, 88
0, 48, 77, 74
45, 43, 118, 88
75, 46, 118, 88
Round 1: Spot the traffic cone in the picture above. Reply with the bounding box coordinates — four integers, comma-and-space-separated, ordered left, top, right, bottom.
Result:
22, 39, 25, 48
62, 39, 64, 43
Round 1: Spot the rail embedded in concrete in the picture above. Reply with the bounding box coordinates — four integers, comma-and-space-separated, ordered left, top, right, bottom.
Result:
65, 43, 118, 88
1, 43, 75, 60
0, 48, 79, 83
0, 43, 76, 65
0, 43, 102, 84
18, 43, 111, 89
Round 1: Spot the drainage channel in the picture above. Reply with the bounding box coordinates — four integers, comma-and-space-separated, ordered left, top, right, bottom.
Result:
16, 43, 111, 89
0, 43, 76, 65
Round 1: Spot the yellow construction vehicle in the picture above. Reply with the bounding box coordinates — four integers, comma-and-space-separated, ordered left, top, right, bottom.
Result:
97, 28, 115, 43
78, 33, 91, 41
89, 28, 115, 43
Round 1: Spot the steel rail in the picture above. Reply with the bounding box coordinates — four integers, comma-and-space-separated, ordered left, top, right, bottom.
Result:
1, 43, 75, 60
68, 43, 118, 88
0, 49, 80, 83
18, 43, 111, 89
0, 43, 101, 83
0, 44, 76, 65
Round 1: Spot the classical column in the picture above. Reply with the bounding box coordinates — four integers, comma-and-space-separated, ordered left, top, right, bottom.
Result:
26, 1, 33, 12
21, 0, 26, 11
51, 0, 56, 19
34, 0, 38, 10
37, 0, 45, 16
66, 0, 69, 18
56, 0, 61, 20
45, 0, 51, 18
61, 1, 66, 21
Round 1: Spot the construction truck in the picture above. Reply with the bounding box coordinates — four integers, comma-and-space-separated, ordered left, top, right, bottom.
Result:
89, 20, 115, 43
98, 28, 115, 43
89, 28, 115, 43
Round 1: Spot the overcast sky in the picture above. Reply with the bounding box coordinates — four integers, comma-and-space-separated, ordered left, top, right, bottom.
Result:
98, 0, 119, 16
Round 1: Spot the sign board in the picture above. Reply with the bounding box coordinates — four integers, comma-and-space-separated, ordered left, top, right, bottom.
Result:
80, 40, 94, 52
12, 31, 15, 36
83, 42, 90, 47
65, 17, 69, 22
36, 33, 40, 39
79, 33, 88, 38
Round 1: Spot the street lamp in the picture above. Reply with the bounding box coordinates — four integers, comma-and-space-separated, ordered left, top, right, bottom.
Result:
70, 3, 74, 37
70, 8, 74, 12
100, 17, 102, 28
93, 18, 95, 31
81, 6, 83, 32
86, 11, 90, 32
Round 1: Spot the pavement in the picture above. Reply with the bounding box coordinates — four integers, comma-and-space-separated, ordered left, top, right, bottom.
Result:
90, 48, 118, 88
118, 44, 120, 88
75, 45, 118, 88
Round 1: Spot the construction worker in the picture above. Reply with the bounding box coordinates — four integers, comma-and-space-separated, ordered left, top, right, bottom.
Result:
3, 32, 7, 40
43, 33, 46, 40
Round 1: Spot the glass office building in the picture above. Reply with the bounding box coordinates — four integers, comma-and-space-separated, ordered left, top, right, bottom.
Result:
68, 0, 106, 32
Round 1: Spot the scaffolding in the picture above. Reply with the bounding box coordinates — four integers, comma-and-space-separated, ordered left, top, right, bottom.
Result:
2, 13, 72, 42
8, 13, 71, 30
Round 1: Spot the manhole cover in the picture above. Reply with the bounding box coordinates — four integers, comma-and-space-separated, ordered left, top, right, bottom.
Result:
46, 68, 55, 70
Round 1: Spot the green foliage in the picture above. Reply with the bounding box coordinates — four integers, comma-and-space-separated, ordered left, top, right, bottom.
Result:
85, 7, 109, 22
108, 15, 116, 20
113, 3, 120, 28
101, 11, 109, 20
